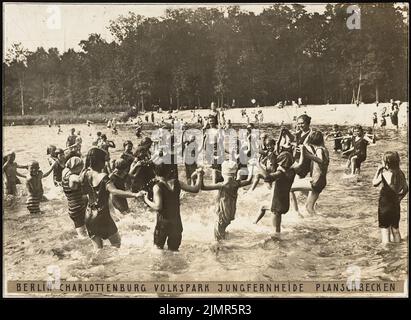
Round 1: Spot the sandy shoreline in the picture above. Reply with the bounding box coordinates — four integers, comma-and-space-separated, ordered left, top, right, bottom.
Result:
146, 102, 408, 128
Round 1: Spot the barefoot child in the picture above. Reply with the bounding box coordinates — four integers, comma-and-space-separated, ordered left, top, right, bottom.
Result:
143, 163, 204, 251
372, 151, 408, 245
201, 160, 254, 241
3, 152, 28, 195
62, 157, 88, 238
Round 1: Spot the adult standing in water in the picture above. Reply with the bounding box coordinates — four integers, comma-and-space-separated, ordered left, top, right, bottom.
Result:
280, 114, 313, 179
81, 147, 144, 250
279, 114, 315, 214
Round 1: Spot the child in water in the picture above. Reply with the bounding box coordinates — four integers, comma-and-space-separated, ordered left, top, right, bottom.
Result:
109, 159, 131, 215
43, 148, 65, 187
250, 138, 277, 191
3, 152, 28, 196
82, 147, 144, 249
325, 124, 343, 152
342, 125, 372, 175
62, 157, 88, 238
25, 161, 47, 214
143, 163, 204, 251
372, 151, 408, 245
256, 148, 305, 236
201, 160, 254, 241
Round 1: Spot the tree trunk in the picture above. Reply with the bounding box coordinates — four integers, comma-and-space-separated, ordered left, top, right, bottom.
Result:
141, 95, 144, 112
19, 76, 24, 116
68, 75, 73, 110
375, 84, 379, 102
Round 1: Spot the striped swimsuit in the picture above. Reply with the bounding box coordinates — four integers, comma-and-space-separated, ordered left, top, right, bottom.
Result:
62, 172, 88, 228
26, 174, 43, 214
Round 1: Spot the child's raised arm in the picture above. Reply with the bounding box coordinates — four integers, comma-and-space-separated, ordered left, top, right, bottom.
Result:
342, 146, 354, 156
201, 176, 224, 191
43, 161, 57, 178
16, 163, 29, 169
372, 165, 384, 187
144, 185, 162, 211
16, 171, 27, 179
106, 181, 143, 198
180, 170, 204, 193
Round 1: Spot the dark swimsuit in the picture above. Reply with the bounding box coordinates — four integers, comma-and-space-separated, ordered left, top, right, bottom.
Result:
84, 172, 117, 239
378, 174, 400, 229
310, 147, 329, 194
267, 169, 296, 215
350, 137, 368, 169
294, 130, 312, 178
154, 180, 182, 251
109, 172, 129, 213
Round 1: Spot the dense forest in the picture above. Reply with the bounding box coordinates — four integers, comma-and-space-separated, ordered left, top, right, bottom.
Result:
3, 3, 408, 116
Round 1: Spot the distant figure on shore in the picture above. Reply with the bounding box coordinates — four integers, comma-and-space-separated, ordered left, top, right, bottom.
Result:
57, 125, 63, 135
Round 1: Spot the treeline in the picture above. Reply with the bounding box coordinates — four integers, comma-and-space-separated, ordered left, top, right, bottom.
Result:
3, 3, 408, 115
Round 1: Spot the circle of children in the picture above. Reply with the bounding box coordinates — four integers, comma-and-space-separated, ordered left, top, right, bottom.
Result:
3, 100, 408, 251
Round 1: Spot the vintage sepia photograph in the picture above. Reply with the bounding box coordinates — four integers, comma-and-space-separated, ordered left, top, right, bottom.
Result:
2, 3, 409, 298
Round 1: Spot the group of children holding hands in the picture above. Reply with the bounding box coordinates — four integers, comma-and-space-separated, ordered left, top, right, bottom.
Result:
3, 112, 408, 250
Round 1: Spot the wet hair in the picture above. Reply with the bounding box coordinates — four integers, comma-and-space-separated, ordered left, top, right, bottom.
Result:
97, 132, 102, 136
71, 128, 75, 132
297, 114, 311, 125
85, 147, 107, 172
55, 148, 65, 155
383, 151, 400, 170
29, 160, 39, 169
123, 140, 133, 148
266, 138, 276, 146
101, 134, 107, 140
353, 125, 364, 134
307, 131, 324, 146
114, 158, 129, 171
47, 145, 57, 156
153, 163, 177, 179
3, 152, 16, 163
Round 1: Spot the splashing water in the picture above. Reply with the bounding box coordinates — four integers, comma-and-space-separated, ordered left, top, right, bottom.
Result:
3, 124, 408, 285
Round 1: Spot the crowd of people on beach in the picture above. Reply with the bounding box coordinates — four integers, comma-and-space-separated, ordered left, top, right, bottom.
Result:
2, 99, 408, 251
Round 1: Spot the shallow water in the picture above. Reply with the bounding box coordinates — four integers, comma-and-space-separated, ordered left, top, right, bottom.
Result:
3, 123, 408, 292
